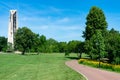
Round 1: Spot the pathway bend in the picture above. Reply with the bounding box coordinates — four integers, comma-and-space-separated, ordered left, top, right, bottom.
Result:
65, 60, 120, 80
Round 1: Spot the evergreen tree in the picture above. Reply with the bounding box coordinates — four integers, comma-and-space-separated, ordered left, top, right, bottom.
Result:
91, 30, 106, 59
83, 6, 107, 60
83, 6, 107, 40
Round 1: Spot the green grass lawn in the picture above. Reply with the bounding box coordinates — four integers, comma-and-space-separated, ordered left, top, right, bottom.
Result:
0, 53, 86, 80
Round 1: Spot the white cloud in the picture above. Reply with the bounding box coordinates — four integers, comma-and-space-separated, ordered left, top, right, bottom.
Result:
21, 17, 49, 21
59, 26, 84, 31
39, 25, 48, 30
49, 6, 61, 13
0, 1, 13, 10
33, 25, 49, 30
57, 18, 70, 23
55, 32, 84, 42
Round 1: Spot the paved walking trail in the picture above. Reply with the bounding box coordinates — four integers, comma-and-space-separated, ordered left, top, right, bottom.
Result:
65, 60, 120, 80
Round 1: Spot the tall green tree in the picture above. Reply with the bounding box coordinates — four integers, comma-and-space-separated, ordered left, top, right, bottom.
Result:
84, 30, 106, 60
83, 6, 107, 60
14, 27, 35, 55
91, 30, 106, 59
83, 6, 107, 40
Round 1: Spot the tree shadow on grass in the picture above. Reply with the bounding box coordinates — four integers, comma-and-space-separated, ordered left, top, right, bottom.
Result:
65, 56, 79, 60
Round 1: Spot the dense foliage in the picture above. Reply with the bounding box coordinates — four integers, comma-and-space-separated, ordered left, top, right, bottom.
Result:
0, 36, 7, 51
83, 6, 107, 40
83, 6, 120, 65
14, 27, 36, 55
105, 29, 120, 64
13, 27, 82, 55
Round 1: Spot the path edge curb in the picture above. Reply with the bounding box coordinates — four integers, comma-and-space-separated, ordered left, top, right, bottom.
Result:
65, 61, 88, 80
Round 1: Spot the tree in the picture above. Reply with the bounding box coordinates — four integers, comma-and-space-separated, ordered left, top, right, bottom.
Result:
83, 6, 107, 40
77, 42, 85, 58
14, 27, 35, 55
58, 42, 67, 53
84, 40, 94, 59
85, 30, 106, 61
83, 6, 107, 60
105, 28, 120, 64
0, 36, 7, 51
29, 33, 39, 52
45, 38, 59, 53
37, 35, 47, 53
67, 40, 81, 53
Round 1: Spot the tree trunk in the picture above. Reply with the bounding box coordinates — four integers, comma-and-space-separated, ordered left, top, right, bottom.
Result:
22, 50, 25, 55
78, 53, 82, 58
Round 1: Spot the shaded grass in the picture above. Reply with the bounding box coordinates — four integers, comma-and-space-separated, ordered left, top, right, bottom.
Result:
0, 53, 86, 80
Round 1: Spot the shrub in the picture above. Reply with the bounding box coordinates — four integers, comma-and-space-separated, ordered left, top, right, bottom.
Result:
112, 65, 120, 72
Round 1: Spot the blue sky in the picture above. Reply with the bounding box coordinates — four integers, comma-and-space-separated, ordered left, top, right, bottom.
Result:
0, 0, 120, 42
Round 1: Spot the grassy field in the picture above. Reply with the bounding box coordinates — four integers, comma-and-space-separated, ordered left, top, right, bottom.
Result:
0, 53, 86, 80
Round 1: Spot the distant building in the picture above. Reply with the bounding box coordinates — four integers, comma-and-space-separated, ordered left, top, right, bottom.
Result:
7, 10, 17, 51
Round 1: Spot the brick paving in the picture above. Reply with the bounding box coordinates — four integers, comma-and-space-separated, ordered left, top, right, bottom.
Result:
66, 60, 120, 80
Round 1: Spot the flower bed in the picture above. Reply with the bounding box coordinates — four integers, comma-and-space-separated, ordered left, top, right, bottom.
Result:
78, 59, 120, 72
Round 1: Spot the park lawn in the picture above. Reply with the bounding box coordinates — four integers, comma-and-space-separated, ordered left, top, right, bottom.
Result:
0, 53, 86, 80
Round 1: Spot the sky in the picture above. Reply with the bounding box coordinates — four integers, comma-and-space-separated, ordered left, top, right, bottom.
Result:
0, 0, 120, 42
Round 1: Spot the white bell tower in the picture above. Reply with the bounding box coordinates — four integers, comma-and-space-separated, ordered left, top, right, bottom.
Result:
8, 10, 17, 51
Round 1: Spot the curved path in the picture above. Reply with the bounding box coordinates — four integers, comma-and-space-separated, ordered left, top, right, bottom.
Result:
65, 60, 120, 80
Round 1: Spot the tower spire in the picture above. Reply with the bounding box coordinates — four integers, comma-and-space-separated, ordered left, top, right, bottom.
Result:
7, 10, 17, 51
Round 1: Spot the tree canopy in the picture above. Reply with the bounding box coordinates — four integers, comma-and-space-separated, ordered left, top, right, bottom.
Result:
83, 6, 107, 40
83, 6, 120, 65
14, 27, 35, 55
105, 29, 120, 64
0, 37, 7, 51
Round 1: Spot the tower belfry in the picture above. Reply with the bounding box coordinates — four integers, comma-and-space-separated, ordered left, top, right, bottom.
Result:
8, 10, 17, 51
